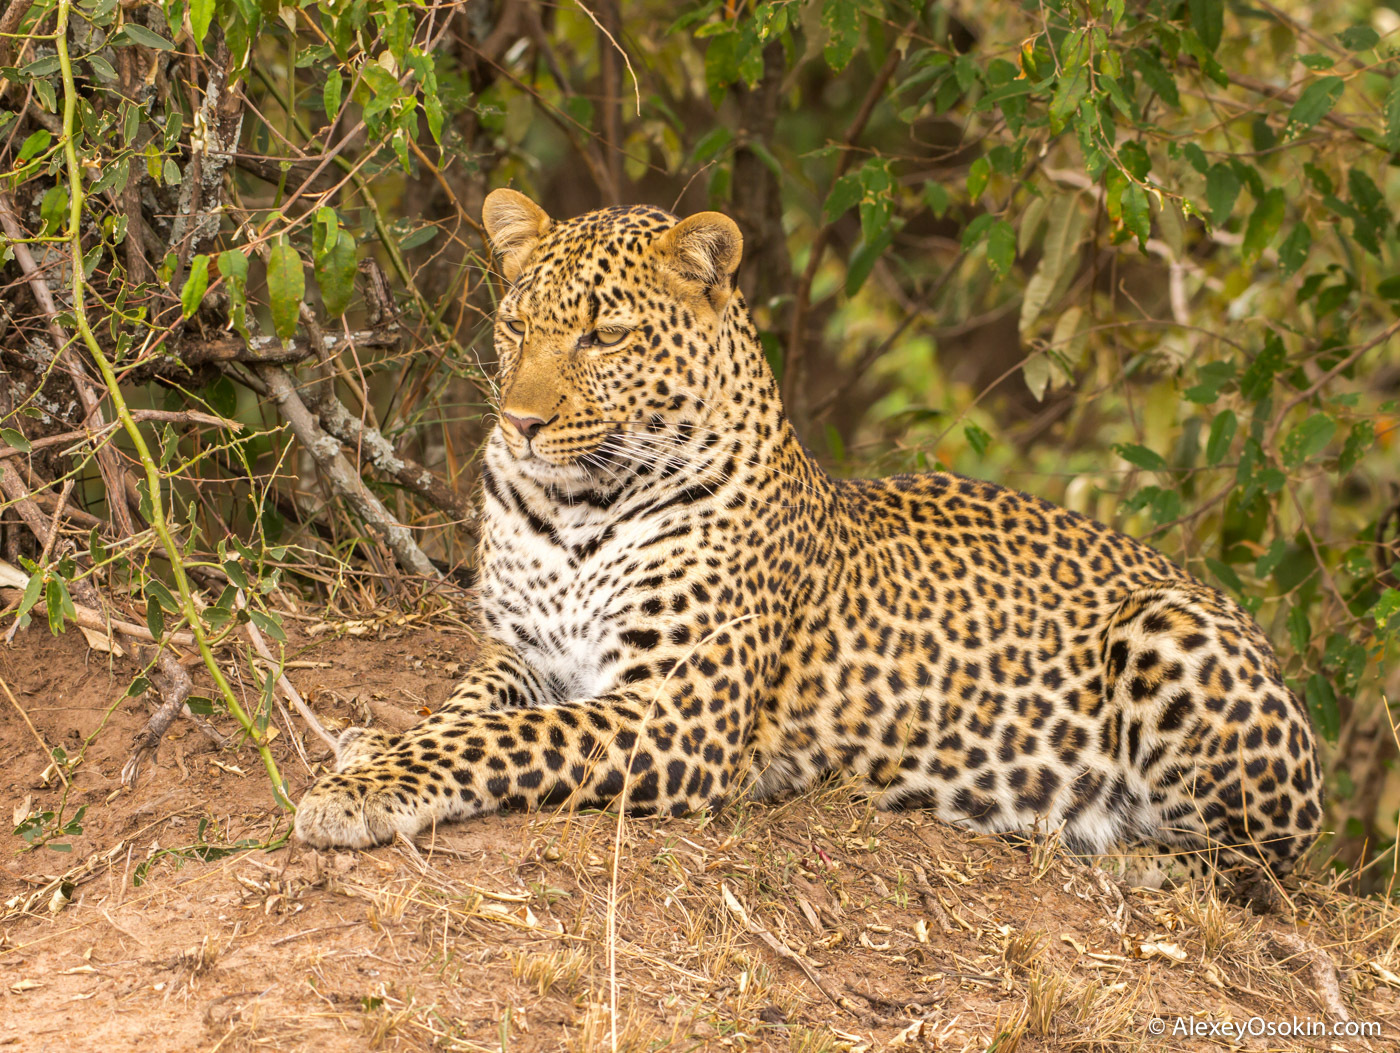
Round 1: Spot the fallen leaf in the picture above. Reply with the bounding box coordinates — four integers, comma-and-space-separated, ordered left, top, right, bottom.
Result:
1370, 961, 1400, 988
1138, 941, 1188, 963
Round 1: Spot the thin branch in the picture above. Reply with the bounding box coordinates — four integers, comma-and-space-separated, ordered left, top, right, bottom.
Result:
256, 364, 442, 579
0, 192, 137, 537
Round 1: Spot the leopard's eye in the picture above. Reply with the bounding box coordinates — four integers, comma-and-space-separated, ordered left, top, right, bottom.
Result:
503, 319, 526, 336
593, 328, 630, 347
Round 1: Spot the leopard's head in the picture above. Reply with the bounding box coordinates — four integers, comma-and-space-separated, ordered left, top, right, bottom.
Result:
481, 190, 750, 482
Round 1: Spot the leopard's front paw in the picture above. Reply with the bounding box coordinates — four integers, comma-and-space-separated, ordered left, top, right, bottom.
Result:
334, 726, 394, 771
294, 772, 414, 849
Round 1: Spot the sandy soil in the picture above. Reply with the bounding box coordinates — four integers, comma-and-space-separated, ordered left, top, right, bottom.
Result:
2, 621, 1398, 1051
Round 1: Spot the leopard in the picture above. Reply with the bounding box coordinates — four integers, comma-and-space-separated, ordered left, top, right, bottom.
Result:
294, 189, 1323, 902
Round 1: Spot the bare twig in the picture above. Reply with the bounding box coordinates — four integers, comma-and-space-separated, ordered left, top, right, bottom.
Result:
0, 670, 68, 787
0, 410, 241, 461
256, 364, 441, 579
0, 581, 195, 647
0, 192, 137, 537
238, 588, 338, 760
0, 0, 36, 68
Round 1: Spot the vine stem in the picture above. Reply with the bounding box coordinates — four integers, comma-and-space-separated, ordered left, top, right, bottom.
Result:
54, 0, 292, 809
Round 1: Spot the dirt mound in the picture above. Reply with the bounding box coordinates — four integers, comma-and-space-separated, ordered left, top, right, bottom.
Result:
1, 624, 1398, 1051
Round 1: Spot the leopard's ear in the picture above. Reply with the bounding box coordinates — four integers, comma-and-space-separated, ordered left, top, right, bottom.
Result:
482, 189, 552, 282
653, 212, 743, 295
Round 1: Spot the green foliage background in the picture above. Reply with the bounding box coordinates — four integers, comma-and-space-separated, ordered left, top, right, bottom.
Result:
1, 0, 1398, 882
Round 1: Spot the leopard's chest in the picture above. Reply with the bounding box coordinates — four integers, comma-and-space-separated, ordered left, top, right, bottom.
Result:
478, 508, 672, 699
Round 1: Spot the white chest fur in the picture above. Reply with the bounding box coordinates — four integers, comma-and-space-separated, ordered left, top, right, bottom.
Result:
477, 485, 662, 700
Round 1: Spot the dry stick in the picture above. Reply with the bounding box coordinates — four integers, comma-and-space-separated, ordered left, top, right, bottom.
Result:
0, 671, 69, 788
256, 365, 441, 579
0, 584, 196, 646
237, 588, 338, 761
0, 0, 36, 69
720, 883, 893, 1026
0, 410, 240, 462
170, 326, 402, 368
0, 193, 136, 539
295, 305, 475, 530
314, 391, 477, 531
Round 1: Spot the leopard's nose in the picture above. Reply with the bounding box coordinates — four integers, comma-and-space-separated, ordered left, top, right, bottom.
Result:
503, 412, 548, 440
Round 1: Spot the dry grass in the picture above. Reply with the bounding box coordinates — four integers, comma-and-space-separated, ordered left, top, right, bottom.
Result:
1, 626, 1399, 1051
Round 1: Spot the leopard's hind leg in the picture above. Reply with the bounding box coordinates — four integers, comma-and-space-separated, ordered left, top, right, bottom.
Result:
1098, 584, 1323, 908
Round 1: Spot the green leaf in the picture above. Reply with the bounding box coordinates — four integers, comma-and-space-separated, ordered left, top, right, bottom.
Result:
0, 427, 31, 452
146, 595, 164, 641
323, 71, 343, 119
1305, 674, 1339, 741
190, 0, 213, 52
703, 30, 738, 106
1184, 360, 1235, 404
1385, 77, 1400, 152
218, 248, 249, 287
1132, 48, 1179, 109
1337, 24, 1379, 51
1120, 183, 1150, 248
923, 181, 950, 217
985, 219, 1016, 278
1241, 188, 1285, 262
1205, 557, 1244, 594
1372, 588, 1400, 632
17, 129, 50, 162
1181, 142, 1208, 175
845, 228, 894, 296
1277, 224, 1311, 278
1115, 443, 1167, 471
1241, 334, 1286, 400
180, 254, 210, 318
857, 160, 894, 243
45, 576, 75, 634
1204, 163, 1239, 227
1023, 356, 1050, 401
1118, 140, 1151, 181
1048, 67, 1087, 134
1281, 412, 1336, 467
115, 23, 176, 50
266, 241, 304, 342
821, 0, 861, 73
824, 172, 862, 222
315, 234, 357, 318
145, 579, 180, 614
39, 185, 68, 236
1205, 409, 1236, 465
1339, 420, 1374, 473
398, 226, 439, 251
219, 250, 250, 341
964, 423, 991, 456
249, 609, 286, 642
15, 571, 42, 623
1188, 0, 1223, 53
966, 156, 990, 201
1286, 76, 1343, 133
690, 127, 733, 165
1019, 199, 1085, 334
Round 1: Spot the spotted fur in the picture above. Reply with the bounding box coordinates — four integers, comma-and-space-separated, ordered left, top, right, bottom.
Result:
295, 192, 1322, 896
